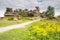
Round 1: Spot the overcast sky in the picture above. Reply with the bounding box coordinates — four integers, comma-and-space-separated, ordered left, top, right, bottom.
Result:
0, 0, 60, 17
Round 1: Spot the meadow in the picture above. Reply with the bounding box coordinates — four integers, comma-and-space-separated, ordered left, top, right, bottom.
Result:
0, 19, 60, 40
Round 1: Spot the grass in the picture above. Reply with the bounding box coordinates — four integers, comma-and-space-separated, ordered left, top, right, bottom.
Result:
0, 18, 32, 27
0, 21, 35, 40
0, 25, 31, 40
0, 19, 60, 40
0, 29, 27, 40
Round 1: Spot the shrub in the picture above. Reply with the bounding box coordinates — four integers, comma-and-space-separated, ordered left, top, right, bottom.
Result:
7, 17, 13, 20
22, 17, 32, 21
57, 15, 60, 19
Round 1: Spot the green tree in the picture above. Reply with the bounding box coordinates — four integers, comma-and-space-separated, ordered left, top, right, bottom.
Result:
19, 9, 28, 17
45, 6, 55, 19
6, 8, 13, 12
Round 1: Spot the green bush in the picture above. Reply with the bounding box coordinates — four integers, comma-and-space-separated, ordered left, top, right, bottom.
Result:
7, 17, 13, 21
22, 17, 32, 21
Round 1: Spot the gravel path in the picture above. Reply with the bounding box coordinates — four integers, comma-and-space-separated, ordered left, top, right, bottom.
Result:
0, 19, 40, 33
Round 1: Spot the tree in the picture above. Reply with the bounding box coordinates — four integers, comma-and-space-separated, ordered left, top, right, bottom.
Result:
19, 9, 28, 17
6, 8, 13, 12
35, 6, 40, 11
45, 6, 55, 19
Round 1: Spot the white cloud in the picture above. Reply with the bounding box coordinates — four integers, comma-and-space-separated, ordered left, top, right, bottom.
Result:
0, 0, 60, 17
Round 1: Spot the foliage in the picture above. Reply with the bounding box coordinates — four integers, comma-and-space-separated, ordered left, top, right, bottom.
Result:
7, 17, 13, 20
28, 20, 60, 40
6, 8, 13, 12
19, 9, 28, 17
45, 6, 55, 19
57, 15, 60, 20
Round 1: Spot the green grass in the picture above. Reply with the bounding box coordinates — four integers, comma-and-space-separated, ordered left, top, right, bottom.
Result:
0, 21, 35, 40
0, 19, 31, 27
0, 17, 37, 27
0, 26, 31, 40
0, 29, 27, 40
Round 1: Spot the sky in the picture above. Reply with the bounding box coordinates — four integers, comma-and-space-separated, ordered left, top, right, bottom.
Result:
0, 0, 60, 17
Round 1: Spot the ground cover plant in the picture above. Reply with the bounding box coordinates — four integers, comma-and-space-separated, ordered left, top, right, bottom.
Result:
28, 19, 60, 40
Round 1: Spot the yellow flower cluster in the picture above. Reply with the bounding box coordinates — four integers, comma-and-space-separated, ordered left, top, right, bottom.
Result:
32, 26, 47, 36
30, 20, 60, 37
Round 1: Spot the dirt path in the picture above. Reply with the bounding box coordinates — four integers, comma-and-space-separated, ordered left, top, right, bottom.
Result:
0, 19, 40, 33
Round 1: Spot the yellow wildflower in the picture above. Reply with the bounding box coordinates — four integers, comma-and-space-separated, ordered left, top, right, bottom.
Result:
42, 30, 47, 36
57, 26, 60, 32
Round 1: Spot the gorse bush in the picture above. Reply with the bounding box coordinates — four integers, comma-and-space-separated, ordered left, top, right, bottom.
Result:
28, 20, 60, 40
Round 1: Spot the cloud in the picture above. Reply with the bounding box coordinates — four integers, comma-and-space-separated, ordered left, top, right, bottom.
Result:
0, 0, 60, 17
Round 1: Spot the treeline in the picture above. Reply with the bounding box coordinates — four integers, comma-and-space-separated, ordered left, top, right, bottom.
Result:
5, 6, 55, 19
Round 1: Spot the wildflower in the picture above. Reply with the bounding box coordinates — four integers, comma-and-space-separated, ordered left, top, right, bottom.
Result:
42, 31, 47, 36
57, 25, 60, 32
